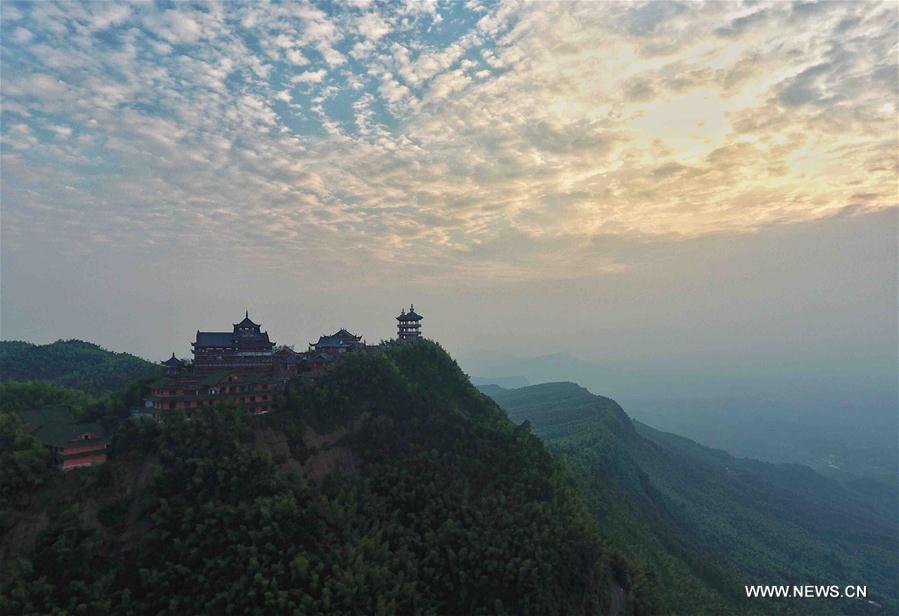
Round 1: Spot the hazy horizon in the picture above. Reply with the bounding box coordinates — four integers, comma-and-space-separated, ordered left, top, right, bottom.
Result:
3, 208, 895, 382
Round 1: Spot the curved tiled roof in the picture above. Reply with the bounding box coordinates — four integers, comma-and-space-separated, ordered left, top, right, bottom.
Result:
311, 329, 362, 348
397, 304, 423, 321
193, 331, 234, 347
16, 407, 107, 448
162, 353, 182, 366
234, 310, 260, 329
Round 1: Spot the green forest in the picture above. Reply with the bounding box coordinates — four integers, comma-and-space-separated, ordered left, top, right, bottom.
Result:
3, 339, 895, 614
0, 342, 657, 615
0, 340, 159, 395
482, 382, 898, 615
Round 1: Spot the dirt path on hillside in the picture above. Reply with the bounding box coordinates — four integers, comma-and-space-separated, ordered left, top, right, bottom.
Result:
121, 453, 159, 543
0, 510, 49, 562
255, 421, 362, 486
607, 579, 626, 616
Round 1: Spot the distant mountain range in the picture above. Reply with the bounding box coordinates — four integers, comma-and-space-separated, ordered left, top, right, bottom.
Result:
463, 351, 898, 485
481, 381, 898, 614
0, 340, 159, 395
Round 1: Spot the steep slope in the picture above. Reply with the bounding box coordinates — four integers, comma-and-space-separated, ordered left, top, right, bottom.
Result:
484, 382, 898, 615
1, 342, 654, 614
0, 340, 159, 395
465, 353, 898, 485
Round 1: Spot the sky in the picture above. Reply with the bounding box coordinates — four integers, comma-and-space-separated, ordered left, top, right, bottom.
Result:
1, 1, 896, 390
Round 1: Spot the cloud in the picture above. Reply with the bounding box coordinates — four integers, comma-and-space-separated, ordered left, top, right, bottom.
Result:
4, 74, 69, 99
89, 4, 131, 31
357, 12, 390, 41
350, 39, 375, 60
291, 69, 328, 84
777, 62, 833, 106
715, 9, 769, 38
285, 48, 309, 65
423, 69, 470, 103
3, 5, 23, 21
273, 90, 293, 103
379, 75, 411, 104
11, 27, 33, 44
49, 124, 72, 139
316, 44, 346, 66
142, 9, 203, 45
0, 0, 895, 284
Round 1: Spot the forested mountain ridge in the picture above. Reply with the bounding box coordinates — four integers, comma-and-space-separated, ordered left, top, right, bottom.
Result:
0, 339, 159, 395
465, 352, 898, 485
482, 382, 897, 615
1, 341, 658, 615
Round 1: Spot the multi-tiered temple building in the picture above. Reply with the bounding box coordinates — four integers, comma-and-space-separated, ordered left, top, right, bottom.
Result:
192, 312, 275, 374
146, 370, 276, 416
309, 328, 365, 354
146, 312, 281, 417
397, 305, 423, 340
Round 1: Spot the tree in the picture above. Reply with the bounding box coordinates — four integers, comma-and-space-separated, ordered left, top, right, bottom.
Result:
0, 412, 51, 504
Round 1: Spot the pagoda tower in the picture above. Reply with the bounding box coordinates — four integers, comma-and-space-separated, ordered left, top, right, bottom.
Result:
396, 304, 423, 341
161, 353, 184, 376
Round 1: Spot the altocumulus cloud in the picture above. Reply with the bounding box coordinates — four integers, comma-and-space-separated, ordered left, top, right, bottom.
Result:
1, 0, 895, 281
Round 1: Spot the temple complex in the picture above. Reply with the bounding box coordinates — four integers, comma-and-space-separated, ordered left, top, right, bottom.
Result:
147, 306, 422, 418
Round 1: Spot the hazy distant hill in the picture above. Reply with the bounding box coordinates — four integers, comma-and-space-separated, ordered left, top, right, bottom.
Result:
626, 394, 899, 488
469, 374, 530, 389
465, 352, 898, 484
482, 382, 898, 615
0, 340, 159, 395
